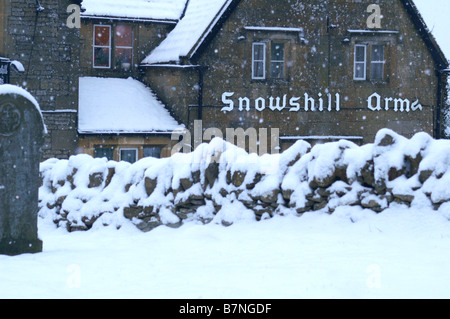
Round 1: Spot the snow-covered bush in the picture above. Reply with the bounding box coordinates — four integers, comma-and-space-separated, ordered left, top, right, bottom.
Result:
38, 129, 450, 232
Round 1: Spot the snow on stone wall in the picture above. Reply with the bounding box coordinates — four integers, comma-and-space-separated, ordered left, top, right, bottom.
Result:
38, 129, 450, 232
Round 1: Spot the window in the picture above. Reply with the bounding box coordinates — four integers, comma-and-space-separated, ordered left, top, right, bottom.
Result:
252, 42, 266, 79
143, 146, 163, 159
120, 148, 138, 164
94, 147, 114, 161
93, 25, 111, 68
93, 25, 133, 70
370, 45, 385, 81
354, 44, 367, 80
270, 43, 285, 79
252, 41, 286, 80
354, 43, 386, 81
115, 25, 133, 71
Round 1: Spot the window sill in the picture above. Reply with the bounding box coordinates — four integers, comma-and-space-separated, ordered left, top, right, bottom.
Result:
250, 78, 290, 85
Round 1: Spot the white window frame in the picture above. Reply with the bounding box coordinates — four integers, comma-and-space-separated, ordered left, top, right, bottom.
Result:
119, 148, 138, 163
252, 42, 266, 80
353, 44, 367, 81
93, 24, 111, 69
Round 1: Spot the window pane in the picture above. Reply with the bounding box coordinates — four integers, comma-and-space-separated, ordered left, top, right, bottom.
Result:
94, 26, 110, 46
120, 149, 137, 164
271, 43, 284, 61
355, 45, 366, 62
143, 146, 162, 159
253, 43, 264, 61
355, 62, 365, 79
371, 63, 384, 80
371, 45, 384, 62
253, 61, 264, 78
94, 147, 114, 161
94, 47, 110, 67
115, 47, 132, 68
271, 61, 284, 79
116, 25, 132, 47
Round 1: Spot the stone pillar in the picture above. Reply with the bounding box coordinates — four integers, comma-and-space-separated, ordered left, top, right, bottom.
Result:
0, 86, 45, 255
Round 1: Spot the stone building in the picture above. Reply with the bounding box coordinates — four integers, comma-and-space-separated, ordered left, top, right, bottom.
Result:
0, 0, 448, 161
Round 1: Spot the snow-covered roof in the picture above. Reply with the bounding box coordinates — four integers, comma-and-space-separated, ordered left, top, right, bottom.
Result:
142, 0, 233, 64
78, 77, 182, 134
81, 0, 188, 22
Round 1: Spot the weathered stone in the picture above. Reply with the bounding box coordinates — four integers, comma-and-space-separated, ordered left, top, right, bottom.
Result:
144, 177, 158, 196
219, 188, 228, 197
123, 205, 144, 220
316, 187, 331, 198
260, 189, 279, 204
388, 166, 404, 182
0, 90, 45, 255
313, 201, 327, 211
246, 173, 263, 190
231, 170, 246, 187
377, 133, 395, 147
56, 195, 66, 206
374, 179, 387, 195
393, 193, 415, 203
88, 172, 104, 188
419, 169, 433, 184
205, 162, 219, 188
190, 199, 206, 206
405, 153, 422, 177
281, 188, 293, 201
104, 167, 115, 188
192, 170, 201, 184
124, 183, 133, 192
136, 216, 162, 232
359, 160, 375, 187
67, 168, 78, 189
361, 194, 388, 212
81, 214, 100, 228
180, 177, 194, 191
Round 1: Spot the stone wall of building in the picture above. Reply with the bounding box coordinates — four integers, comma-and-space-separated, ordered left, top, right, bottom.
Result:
41, 111, 78, 160
144, 0, 443, 146
3, 0, 81, 159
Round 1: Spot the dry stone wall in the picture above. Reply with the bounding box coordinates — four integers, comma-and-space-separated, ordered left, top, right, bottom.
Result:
38, 129, 450, 232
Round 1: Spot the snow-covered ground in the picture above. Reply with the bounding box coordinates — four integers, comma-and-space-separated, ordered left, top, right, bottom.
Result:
0, 204, 448, 299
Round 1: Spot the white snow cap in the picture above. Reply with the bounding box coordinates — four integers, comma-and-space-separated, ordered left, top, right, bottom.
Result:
78, 77, 182, 134
142, 0, 232, 64
0, 84, 47, 133
81, 0, 188, 21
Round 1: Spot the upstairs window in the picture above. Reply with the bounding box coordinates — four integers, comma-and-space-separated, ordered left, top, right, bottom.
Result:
252, 41, 286, 80
93, 25, 111, 68
252, 42, 266, 79
93, 25, 133, 70
354, 43, 386, 81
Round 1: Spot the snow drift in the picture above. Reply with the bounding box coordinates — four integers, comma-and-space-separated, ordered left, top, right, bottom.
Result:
38, 129, 450, 232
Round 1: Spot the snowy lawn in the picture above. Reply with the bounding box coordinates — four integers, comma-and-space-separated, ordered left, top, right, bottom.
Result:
0, 205, 449, 299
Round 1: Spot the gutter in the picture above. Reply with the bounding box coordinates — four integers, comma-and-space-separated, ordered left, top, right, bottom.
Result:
436, 68, 450, 139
